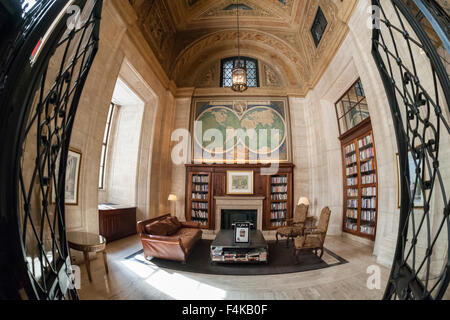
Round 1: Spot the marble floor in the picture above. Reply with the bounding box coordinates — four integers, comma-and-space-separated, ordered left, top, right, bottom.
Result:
77, 234, 390, 300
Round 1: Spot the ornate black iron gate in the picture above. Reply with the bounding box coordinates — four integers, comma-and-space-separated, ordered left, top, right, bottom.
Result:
372, 0, 449, 300
0, 0, 102, 299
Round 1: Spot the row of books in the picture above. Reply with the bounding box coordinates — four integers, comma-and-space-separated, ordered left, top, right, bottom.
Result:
346, 165, 358, 176
362, 198, 376, 209
347, 177, 358, 186
271, 220, 287, 227
192, 185, 208, 192
272, 176, 288, 184
191, 219, 208, 226
212, 249, 267, 263
345, 153, 357, 166
344, 143, 356, 155
192, 193, 208, 200
192, 175, 209, 183
346, 221, 358, 231
360, 147, 375, 161
361, 210, 376, 222
270, 211, 287, 220
362, 187, 377, 196
347, 199, 358, 209
347, 209, 358, 219
361, 159, 375, 173
361, 225, 375, 235
192, 202, 208, 209
359, 135, 373, 148
362, 173, 376, 185
271, 185, 287, 193
271, 202, 287, 210
191, 210, 208, 219
271, 193, 288, 201
347, 188, 359, 197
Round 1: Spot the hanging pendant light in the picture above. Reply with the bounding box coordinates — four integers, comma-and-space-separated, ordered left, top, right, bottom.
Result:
231, 2, 248, 92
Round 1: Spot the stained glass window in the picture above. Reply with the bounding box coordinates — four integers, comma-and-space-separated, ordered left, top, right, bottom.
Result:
221, 57, 259, 88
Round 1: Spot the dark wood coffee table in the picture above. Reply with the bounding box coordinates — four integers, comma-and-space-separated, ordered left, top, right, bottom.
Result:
210, 230, 268, 264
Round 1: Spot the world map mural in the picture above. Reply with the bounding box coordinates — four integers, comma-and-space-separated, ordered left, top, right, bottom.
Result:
191, 98, 291, 163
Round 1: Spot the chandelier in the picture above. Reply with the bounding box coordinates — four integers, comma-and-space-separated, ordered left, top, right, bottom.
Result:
231, 2, 247, 92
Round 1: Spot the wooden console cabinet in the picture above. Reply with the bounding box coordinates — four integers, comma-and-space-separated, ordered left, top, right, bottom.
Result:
98, 205, 137, 242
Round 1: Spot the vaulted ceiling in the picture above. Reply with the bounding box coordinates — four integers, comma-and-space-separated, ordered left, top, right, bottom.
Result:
127, 0, 358, 94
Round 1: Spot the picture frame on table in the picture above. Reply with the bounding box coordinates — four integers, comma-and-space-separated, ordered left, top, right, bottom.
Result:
234, 222, 250, 244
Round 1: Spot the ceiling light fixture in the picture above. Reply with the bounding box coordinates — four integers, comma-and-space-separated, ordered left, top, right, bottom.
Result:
231, 2, 248, 92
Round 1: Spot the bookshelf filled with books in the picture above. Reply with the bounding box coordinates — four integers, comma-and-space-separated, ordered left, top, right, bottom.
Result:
341, 125, 378, 240
187, 172, 212, 229
267, 174, 292, 229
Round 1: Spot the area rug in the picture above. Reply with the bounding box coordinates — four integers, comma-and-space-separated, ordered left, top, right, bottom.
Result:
124, 240, 348, 276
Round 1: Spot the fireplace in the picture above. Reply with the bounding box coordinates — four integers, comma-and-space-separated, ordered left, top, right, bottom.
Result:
221, 209, 257, 230
214, 196, 265, 233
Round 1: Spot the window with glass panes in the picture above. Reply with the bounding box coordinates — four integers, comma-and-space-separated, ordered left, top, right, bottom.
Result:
335, 79, 370, 136
99, 103, 115, 189
311, 7, 328, 47
221, 57, 259, 88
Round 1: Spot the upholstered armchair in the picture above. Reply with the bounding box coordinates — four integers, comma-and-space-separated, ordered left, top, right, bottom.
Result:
293, 207, 331, 262
276, 204, 315, 247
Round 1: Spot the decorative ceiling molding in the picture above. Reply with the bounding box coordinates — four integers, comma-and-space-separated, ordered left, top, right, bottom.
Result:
125, 0, 358, 94
170, 29, 308, 86
199, 0, 278, 19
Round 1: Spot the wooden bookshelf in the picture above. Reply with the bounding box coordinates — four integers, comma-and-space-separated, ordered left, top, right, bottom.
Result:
187, 172, 212, 229
185, 164, 294, 231
267, 173, 293, 230
340, 120, 378, 241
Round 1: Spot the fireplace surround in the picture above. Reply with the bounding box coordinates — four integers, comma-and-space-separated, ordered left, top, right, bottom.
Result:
214, 196, 265, 233
221, 209, 257, 230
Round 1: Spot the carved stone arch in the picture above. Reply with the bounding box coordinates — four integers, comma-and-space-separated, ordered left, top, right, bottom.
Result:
180, 44, 300, 88
193, 52, 285, 88
171, 29, 308, 88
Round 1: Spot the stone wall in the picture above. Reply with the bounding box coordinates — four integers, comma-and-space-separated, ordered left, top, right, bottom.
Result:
67, 0, 177, 233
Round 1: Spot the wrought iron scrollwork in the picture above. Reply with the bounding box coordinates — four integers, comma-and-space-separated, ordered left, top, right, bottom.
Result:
0, 0, 102, 299
372, 0, 449, 300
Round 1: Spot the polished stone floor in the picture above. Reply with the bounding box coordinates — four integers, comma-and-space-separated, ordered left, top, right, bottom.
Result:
77, 234, 390, 300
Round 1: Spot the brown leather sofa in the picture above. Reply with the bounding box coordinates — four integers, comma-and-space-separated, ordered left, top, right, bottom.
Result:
137, 214, 202, 263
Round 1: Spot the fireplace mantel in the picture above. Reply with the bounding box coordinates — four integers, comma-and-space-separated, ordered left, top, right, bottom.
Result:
214, 196, 265, 234
214, 196, 266, 201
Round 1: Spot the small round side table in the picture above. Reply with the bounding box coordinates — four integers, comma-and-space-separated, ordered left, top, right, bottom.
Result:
67, 231, 109, 282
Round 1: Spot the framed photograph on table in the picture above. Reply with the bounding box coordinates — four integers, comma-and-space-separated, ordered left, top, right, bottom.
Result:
52, 148, 82, 205
227, 171, 254, 195
234, 222, 250, 243
396, 151, 425, 209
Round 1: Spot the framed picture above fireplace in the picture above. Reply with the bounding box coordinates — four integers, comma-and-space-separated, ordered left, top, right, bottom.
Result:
227, 171, 254, 195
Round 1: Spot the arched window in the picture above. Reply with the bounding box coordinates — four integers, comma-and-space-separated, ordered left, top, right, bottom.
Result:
221, 56, 259, 88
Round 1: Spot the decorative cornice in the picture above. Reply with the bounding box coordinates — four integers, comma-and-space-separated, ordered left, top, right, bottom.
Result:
171, 29, 308, 83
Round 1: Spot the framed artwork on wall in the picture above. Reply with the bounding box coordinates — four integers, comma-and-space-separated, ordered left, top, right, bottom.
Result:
227, 171, 254, 195
396, 151, 425, 209
52, 148, 82, 205
190, 97, 292, 164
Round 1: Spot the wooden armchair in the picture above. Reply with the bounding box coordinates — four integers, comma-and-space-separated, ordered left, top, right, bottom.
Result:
293, 207, 331, 262
276, 204, 314, 247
